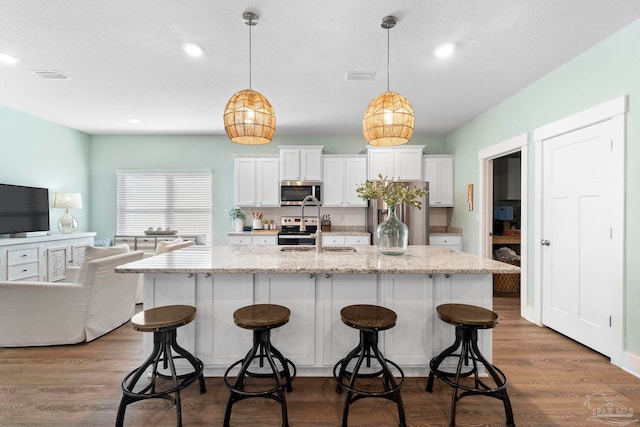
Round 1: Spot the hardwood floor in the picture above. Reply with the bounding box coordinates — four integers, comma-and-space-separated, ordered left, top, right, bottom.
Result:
1, 296, 638, 426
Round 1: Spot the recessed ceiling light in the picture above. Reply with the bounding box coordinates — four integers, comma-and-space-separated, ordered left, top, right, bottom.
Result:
183, 42, 204, 57
128, 118, 140, 124
434, 43, 455, 59
0, 52, 18, 65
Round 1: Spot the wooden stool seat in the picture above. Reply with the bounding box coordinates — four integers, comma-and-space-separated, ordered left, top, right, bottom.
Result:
117, 305, 205, 427
334, 304, 406, 427
224, 304, 296, 427
233, 304, 290, 330
131, 305, 196, 332
340, 304, 397, 331
436, 303, 498, 329
427, 303, 514, 427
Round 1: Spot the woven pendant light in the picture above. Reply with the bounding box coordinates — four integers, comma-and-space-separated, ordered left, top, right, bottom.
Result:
224, 12, 275, 145
363, 16, 414, 146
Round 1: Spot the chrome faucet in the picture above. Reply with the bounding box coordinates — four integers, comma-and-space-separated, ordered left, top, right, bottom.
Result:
300, 195, 323, 253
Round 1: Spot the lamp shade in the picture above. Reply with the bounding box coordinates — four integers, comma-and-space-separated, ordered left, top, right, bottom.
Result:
53, 192, 82, 209
223, 89, 276, 145
363, 91, 414, 146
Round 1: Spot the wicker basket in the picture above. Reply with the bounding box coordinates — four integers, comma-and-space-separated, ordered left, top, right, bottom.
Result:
493, 258, 520, 294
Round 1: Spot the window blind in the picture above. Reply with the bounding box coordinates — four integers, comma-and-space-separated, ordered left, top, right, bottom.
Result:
116, 170, 211, 242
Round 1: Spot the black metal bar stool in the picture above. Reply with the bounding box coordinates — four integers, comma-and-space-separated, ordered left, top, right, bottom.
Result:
426, 303, 515, 427
333, 304, 406, 427
223, 304, 296, 427
116, 305, 206, 427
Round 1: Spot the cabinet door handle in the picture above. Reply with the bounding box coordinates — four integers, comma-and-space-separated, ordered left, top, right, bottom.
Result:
541, 239, 551, 246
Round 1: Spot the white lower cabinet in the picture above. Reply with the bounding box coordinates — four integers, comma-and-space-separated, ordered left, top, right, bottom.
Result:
144, 271, 493, 376
322, 234, 370, 246
228, 234, 277, 245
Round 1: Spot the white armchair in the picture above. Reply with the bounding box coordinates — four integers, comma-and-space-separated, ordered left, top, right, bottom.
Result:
0, 249, 144, 347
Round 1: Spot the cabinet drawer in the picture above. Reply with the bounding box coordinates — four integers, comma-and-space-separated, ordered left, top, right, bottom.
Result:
8, 261, 40, 281
229, 236, 251, 245
323, 235, 345, 246
345, 235, 370, 246
430, 235, 462, 250
114, 237, 135, 248
136, 237, 156, 251
252, 236, 277, 245
7, 248, 39, 265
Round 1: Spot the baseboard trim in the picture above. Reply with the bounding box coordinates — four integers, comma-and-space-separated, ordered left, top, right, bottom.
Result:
621, 351, 640, 379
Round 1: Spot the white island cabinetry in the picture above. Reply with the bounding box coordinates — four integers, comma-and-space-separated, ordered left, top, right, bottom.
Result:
120, 245, 515, 377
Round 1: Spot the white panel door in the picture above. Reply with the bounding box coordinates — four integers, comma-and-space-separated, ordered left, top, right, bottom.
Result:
541, 120, 615, 356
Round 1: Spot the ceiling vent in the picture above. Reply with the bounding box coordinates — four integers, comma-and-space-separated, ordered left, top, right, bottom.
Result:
32, 70, 71, 80
345, 71, 375, 81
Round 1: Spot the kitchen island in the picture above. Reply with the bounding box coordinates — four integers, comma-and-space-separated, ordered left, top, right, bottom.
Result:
116, 245, 520, 377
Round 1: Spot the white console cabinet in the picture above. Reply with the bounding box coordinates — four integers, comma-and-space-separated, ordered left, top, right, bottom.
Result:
0, 233, 96, 282
114, 234, 205, 253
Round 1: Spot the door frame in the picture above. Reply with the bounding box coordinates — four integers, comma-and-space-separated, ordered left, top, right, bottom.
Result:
532, 95, 626, 367
478, 134, 528, 319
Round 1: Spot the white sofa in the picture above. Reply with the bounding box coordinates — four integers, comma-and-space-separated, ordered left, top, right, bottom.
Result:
0, 248, 144, 347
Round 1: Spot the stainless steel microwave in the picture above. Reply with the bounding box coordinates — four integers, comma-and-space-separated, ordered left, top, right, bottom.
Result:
280, 181, 322, 206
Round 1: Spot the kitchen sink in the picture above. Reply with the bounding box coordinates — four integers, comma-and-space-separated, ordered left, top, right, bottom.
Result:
279, 246, 357, 253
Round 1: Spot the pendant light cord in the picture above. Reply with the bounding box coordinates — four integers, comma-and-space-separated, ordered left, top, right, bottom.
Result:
386, 25, 390, 92
248, 18, 252, 90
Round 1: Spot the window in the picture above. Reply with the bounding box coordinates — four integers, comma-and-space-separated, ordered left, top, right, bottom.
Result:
116, 170, 211, 242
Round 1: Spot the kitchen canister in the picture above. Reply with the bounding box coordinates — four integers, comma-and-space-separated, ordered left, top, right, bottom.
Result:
252, 219, 263, 230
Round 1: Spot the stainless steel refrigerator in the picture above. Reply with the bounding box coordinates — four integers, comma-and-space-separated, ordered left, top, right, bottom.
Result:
366, 182, 430, 245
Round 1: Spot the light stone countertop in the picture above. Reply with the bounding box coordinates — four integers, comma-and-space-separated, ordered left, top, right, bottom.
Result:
116, 245, 520, 275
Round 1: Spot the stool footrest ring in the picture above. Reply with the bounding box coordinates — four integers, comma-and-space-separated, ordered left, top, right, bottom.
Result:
333, 358, 405, 396
224, 357, 297, 397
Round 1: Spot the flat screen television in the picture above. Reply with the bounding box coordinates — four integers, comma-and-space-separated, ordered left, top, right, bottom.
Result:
0, 184, 50, 236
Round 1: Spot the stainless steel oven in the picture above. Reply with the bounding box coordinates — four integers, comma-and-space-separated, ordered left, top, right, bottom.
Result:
278, 216, 318, 245
280, 181, 322, 206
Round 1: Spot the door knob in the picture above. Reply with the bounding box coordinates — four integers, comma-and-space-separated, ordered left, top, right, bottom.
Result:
541, 239, 550, 246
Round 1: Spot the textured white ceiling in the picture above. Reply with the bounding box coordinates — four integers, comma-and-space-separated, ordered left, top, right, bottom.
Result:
1, 1, 639, 136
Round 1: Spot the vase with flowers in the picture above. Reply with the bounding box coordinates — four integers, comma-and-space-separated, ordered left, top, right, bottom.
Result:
356, 175, 427, 255
226, 207, 246, 232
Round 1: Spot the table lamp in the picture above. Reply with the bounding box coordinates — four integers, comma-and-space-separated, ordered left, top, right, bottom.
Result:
53, 192, 82, 234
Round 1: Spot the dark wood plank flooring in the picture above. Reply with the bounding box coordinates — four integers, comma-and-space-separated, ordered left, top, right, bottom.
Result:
1, 296, 638, 426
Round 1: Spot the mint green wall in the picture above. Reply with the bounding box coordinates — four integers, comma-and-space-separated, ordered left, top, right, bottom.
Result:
446, 20, 640, 355
89, 134, 444, 244
0, 106, 90, 234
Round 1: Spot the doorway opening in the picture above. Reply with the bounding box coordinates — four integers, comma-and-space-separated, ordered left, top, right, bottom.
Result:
478, 133, 528, 320
491, 152, 522, 302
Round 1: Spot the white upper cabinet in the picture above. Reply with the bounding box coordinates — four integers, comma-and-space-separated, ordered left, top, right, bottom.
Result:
322, 156, 367, 207
234, 156, 280, 207
367, 145, 424, 181
279, 145, 323, 181
422, 155, 454, 207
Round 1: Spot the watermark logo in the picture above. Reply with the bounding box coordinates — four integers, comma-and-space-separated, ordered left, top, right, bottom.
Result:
584, 393, 638, 425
